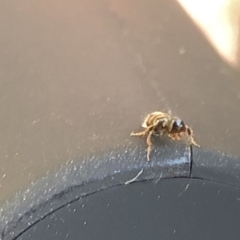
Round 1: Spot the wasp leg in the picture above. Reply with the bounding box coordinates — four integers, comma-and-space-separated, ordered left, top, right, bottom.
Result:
130, 129, 149, 137
146, 130, 154, 161
189, 136, 200, 147
176, 132, 185, 140
168, 133, 177, 141
130, 125, 154, 137
186, 126, 200, 147
176, 133, 182, 140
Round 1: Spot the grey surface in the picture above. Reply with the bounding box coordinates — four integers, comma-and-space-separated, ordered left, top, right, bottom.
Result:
191, 149, 240, 187
17, 178, 240, 240
0, 142, 190, 239
0, 0, 240, 220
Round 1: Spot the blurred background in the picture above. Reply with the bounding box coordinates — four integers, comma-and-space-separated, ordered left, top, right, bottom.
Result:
178, 0, 240, 69
1, 0, 240, 239
0, 0, 240, 210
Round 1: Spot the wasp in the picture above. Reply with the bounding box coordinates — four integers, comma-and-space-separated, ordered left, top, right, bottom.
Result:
130, 111, 200, 161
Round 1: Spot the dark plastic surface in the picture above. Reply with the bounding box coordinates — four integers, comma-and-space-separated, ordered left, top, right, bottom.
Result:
192, 149, 240, 187
2, 147, 240, 239
14, 178, 240, 240
1, 142, 190, 239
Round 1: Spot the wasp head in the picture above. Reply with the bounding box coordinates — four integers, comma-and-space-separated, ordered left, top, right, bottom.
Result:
170, 118, 186, 133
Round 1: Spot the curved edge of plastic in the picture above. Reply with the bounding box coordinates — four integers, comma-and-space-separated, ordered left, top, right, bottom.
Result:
0, 142, 190, 240
191, 148, 240, 188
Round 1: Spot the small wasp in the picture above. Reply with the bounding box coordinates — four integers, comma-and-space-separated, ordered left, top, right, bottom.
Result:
130, 111, 200, 161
